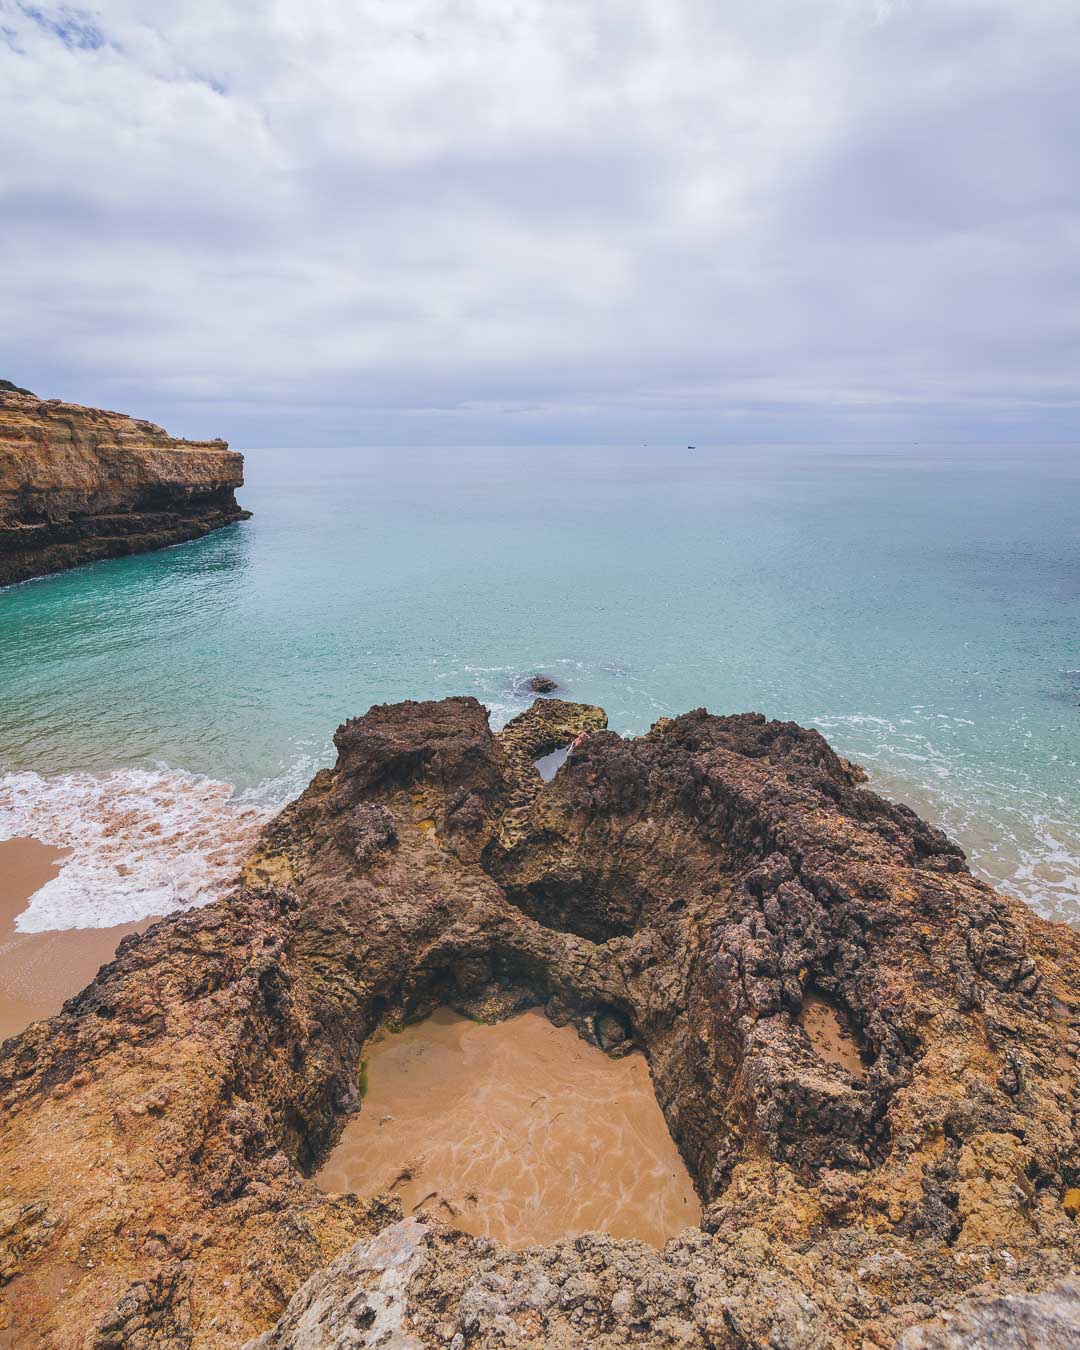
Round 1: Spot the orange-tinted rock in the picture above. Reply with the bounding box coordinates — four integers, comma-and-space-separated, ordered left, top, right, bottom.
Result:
0, 388, 249, 585
0, 697, 1077, 1346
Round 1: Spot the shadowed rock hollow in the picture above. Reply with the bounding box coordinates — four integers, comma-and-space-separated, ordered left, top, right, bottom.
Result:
0, 697, 1077, 1346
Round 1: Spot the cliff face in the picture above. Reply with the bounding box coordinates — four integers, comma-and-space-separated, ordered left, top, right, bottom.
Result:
0, 699, 1077, 1346
0, 388, 249, 586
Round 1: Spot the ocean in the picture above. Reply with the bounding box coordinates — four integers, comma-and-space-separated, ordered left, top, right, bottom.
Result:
1, 442, 1077, 931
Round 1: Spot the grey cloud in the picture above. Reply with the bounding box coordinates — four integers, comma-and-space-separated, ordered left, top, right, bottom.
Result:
1, 0, 1078, 445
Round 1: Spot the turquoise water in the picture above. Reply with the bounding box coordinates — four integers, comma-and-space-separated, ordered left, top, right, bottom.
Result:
1, 443, 1077, 929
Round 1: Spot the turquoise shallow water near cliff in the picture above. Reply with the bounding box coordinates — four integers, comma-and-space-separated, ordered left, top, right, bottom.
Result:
1, 443, 1077, 929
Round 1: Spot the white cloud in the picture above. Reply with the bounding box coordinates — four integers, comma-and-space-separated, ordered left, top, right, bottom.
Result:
2, 0, 1079, 443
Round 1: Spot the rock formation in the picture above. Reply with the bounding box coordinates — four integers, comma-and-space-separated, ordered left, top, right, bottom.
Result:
0, 387, 249, 586
0, 698, 1077, 1346
897, 1278, 1080, 1348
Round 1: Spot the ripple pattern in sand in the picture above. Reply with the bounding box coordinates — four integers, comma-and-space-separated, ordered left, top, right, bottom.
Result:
316, 1007, 700, 1249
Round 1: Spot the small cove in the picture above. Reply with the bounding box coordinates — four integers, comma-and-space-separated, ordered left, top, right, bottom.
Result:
3, 441, 1078, 931
315, 1007, 700, 1248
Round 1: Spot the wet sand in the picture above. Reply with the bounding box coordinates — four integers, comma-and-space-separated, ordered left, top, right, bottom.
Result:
798, 992, 867, 1078
316, 1007, 700, 1248
0, 837, 153, 1043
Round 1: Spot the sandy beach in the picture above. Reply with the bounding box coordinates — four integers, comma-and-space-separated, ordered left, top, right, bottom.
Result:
0, 837, 154, 1043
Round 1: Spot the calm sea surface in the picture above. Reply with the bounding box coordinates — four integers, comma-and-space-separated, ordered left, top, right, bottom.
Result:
1, 443, 1077, 929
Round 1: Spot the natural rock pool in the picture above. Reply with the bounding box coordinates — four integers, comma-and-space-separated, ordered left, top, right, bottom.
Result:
315, 1007, 701, 1248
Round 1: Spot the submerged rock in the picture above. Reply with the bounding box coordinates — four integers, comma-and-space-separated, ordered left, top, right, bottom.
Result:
0, 387, 250, 585
0, 697, 1077, 1345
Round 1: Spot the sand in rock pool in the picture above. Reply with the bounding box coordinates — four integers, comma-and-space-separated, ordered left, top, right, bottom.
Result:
0, 837, 154, 1042
316, 1007, 700, 1248
797, 992, 867, 1079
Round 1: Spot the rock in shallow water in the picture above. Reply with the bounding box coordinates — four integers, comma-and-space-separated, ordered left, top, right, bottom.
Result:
0, 695, 1077, 1346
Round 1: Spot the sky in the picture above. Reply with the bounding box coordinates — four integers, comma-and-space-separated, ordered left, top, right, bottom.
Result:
2, 0, 1080, 447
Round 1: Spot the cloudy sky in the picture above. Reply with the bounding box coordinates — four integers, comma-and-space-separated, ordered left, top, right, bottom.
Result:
2, 1, 1079, 446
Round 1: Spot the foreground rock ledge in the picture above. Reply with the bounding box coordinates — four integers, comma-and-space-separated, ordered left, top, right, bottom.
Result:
0, 387, 249, 586
0, 698, 1077, 1347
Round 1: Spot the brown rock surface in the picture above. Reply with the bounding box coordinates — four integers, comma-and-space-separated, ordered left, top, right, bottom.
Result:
0, 697, 1077, 1346
0, 389, 249, 586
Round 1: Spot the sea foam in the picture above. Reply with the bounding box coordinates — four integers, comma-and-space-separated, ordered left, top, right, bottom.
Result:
0, 767, 274, 932
812, 711, 1080, 928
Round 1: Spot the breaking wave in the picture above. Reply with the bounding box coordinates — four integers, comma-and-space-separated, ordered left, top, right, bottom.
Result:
1, 706, 1076, 935
811, 711, 1080, 928
0, 767, 277, 932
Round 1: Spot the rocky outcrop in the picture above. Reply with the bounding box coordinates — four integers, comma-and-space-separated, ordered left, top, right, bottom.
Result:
898, 1278, 1080, 1347
256, 1224, 1080, 1350
0, 698, 1077, 1346
245, 1218, 429, 1349
0, 388, 249, 586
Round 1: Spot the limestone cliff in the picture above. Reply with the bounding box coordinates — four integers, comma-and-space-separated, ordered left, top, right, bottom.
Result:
0, 387, 249, 586
0, 699, 1077, 1346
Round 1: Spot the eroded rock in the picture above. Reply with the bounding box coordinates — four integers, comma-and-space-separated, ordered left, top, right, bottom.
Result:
0, 697, 1077, 1345
898, 1278, 1080, 1348
245, 1217, 429, 1350
0, 387, 249, 585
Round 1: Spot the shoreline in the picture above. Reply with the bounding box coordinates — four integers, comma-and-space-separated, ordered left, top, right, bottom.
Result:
857, 761, 1080, 928
2, 731, 1077, 936
0, 837, 155, 1042
0, 697, 1077, 1344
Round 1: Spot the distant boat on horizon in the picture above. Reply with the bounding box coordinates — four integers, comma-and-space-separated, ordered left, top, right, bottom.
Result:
687, 444, 696, 450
